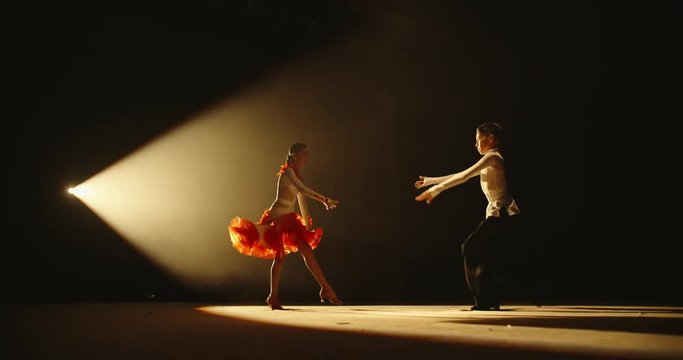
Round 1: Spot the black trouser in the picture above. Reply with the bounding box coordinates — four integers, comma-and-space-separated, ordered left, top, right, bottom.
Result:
461, 211, 516, 307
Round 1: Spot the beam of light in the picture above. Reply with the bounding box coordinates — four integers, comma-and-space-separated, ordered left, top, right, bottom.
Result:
69, 101, 274, 290
67, 76, 350, 295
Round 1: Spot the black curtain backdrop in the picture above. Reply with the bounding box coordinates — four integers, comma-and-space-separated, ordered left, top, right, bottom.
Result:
4, 1, 654, 305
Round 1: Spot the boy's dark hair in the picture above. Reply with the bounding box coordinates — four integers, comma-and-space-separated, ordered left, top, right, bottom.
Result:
477, 123, 503, 139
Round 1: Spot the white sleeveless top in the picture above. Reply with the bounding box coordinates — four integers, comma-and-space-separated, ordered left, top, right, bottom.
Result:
424, 149, 520, 218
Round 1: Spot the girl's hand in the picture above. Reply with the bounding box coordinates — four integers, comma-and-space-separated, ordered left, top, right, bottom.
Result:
323, 198, 339, 210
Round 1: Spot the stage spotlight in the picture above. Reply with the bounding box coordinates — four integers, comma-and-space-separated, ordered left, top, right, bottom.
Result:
67, 185, 90, 198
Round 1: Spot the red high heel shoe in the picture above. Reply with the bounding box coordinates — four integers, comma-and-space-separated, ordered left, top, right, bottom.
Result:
319, 289, 343, 305
266, 296, 284, 310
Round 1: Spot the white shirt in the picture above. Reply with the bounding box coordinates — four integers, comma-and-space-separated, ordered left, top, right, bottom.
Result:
424, 149, 520, 218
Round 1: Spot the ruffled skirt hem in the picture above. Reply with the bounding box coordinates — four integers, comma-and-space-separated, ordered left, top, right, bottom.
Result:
228, 209, 323, 259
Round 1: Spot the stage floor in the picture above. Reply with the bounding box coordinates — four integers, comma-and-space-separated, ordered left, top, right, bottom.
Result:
2, 303, 682, 359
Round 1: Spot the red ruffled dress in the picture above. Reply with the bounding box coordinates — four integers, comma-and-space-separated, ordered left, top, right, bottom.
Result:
228, 164, 324, 259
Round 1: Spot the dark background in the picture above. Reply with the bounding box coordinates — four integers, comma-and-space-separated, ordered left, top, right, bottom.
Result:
4, 1, 656, 305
